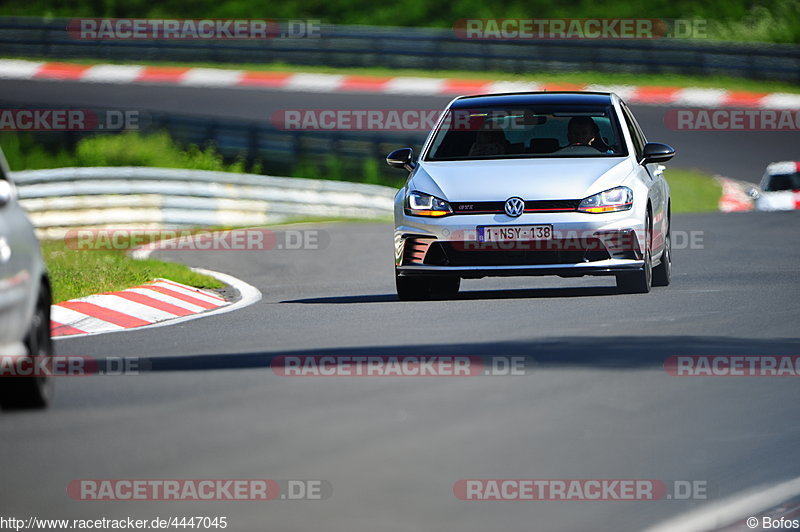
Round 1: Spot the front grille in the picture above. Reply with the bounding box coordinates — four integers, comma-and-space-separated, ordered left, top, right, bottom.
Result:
451, 199, 580, 214
425, 239, 610, 267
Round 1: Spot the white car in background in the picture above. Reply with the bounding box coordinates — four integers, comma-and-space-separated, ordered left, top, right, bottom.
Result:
753, 161, 800, 211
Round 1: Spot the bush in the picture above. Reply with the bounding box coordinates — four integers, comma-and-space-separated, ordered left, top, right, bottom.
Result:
74, 132, 245, 171
0, 131, 246, 172
0, 132, 75, 170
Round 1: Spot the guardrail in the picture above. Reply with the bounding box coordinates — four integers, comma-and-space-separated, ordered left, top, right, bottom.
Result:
1, 17, 798, 82
11, 166, 397, 237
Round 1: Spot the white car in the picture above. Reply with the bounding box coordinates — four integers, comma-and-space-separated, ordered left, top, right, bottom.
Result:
387, 92, 674, 300
753, 161, 800, 211
0, 148, 53, 409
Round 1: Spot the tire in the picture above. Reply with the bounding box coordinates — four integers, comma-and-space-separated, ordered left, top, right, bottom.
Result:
652, 223, 672, 287
1, 281, 53, 410
396, 274, 431, 301
396, 273, 460, 301
616, 214, 653, 294
431, 276, 460, 298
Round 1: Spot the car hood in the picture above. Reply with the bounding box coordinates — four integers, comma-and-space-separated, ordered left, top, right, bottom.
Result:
411, 158, 635, 201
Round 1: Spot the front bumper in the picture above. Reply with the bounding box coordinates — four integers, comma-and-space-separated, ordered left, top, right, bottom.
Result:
395, 210, 646, 279
397, 259, 645, 279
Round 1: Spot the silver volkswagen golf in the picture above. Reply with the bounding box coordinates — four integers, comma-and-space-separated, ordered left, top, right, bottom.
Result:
387, 92, 674, 300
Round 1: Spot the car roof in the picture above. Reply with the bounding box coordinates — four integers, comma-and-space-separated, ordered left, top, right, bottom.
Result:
449, 91, 616, 109
766, 161, 800, 175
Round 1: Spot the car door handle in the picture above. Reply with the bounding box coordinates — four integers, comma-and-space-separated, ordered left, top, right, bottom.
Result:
654, 165, 665, 178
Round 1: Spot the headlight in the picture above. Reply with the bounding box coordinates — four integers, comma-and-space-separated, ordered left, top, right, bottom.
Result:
577, 186, 633, 213
405, 191, 452, 217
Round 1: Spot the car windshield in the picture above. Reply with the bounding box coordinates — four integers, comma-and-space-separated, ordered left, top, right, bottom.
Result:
765, 172, 800, 191
425, 104, 627, 161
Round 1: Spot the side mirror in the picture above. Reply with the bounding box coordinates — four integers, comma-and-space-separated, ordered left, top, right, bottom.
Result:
641, 143, 675, 165
0, 180, 13, 208
386, 148, 416, 172
746, 186, 761, 200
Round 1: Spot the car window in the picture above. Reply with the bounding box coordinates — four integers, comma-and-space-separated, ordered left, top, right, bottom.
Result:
425, 104, 628, 161
765, 172, 800, 191
620, 104, 645, 160
623, 103, 648, 144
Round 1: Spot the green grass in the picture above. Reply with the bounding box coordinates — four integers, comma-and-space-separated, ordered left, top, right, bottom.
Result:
666, 169, 722, 213
42, 238, 223, 303
20, 57, 800, 94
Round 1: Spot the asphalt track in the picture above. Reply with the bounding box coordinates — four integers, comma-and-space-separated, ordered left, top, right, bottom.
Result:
0, 78, 799, 531
0, 79, 797, 182
1, 210, 799, 531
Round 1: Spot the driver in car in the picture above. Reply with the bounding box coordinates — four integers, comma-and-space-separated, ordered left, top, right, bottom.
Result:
559, 116, 613, 154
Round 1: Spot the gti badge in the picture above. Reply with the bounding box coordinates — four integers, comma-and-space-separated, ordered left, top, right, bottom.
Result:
504, 197, 525, 217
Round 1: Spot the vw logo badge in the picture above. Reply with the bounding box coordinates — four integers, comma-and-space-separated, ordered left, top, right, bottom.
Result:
504, 197, 525, 217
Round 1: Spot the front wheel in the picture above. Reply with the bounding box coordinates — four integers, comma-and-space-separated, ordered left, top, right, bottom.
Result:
616, 216, 653, 294
433, 276, 460, 298
616, 247, 652, 294
652, 226, 672, 287
0, 282, 53, 410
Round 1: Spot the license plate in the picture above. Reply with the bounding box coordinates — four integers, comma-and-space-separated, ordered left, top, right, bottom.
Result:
478, 225, 553, 242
